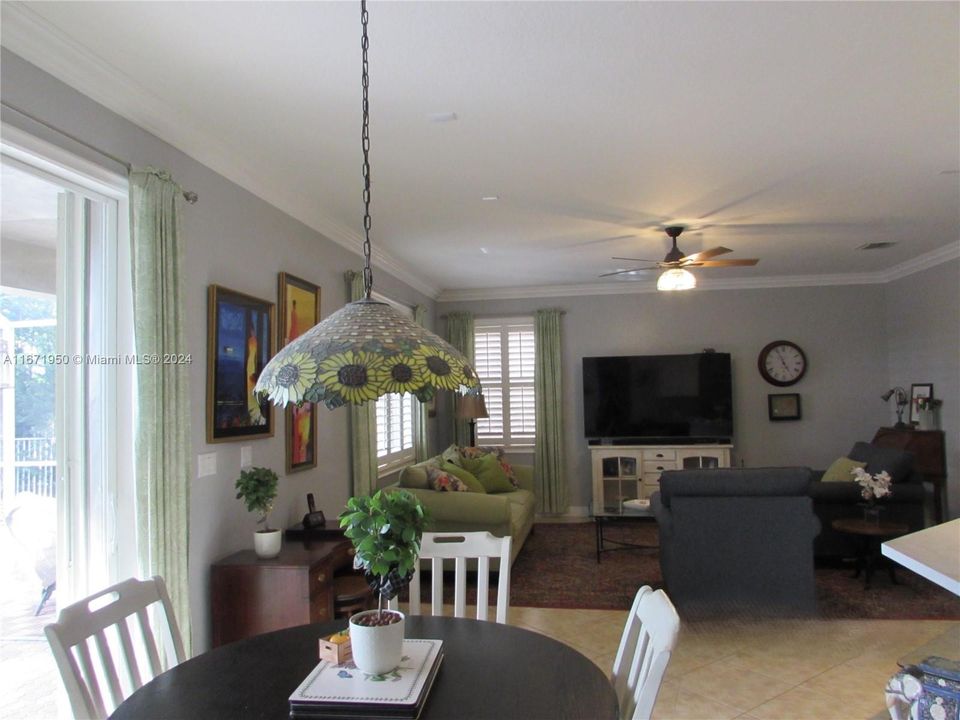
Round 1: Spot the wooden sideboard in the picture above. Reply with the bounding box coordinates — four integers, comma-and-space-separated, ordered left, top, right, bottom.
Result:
872, 427, 948, 524
210, 540, 354, 648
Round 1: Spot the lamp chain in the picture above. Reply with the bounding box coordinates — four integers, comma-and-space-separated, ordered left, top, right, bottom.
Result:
360, 0, 373, 299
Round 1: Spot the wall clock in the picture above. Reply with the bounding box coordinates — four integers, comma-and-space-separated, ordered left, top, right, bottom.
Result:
758, 340, 807, 387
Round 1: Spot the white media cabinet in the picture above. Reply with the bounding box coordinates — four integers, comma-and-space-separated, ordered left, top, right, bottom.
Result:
590, 443, 732, 514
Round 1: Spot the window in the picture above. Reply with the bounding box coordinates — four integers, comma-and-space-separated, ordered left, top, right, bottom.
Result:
474, 319, 535, 448
376, 392, 415, 472
371, 293, 417, 474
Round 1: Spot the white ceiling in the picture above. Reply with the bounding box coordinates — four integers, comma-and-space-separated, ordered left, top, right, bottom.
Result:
3, 1, 958, 297
1, 162, 60, 248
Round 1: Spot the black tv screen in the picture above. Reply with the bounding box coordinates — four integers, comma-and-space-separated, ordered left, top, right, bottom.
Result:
582, 353, 733, 441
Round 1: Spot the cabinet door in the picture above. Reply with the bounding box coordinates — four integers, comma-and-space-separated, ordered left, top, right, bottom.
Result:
676, 449, 728, 469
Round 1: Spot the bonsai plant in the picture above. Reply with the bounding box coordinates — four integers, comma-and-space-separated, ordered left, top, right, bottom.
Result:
339, 489, 430, 674
235, 466, 281, 558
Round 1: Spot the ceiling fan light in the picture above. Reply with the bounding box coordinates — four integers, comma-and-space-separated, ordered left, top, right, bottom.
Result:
657, 268, 697, 291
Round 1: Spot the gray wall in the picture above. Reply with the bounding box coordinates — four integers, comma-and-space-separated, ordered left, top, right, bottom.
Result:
439, 284, 894, 510
1, 49, 438, 653
885, 258, 960, 519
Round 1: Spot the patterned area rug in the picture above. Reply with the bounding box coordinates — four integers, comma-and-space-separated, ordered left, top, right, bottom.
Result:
505, 522, 960, 619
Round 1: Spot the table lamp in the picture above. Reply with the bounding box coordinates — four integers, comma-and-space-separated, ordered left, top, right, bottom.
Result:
456, 394, 489, 447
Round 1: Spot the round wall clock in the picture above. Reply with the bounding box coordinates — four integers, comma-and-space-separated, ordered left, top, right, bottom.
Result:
758, 340, 807, 387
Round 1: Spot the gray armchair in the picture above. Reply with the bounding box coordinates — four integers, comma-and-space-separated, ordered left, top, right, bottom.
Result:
651, 467, 820, 616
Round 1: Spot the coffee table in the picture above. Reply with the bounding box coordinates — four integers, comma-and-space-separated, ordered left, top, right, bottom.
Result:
831, 517, 909, 589
594, 502, 658, 563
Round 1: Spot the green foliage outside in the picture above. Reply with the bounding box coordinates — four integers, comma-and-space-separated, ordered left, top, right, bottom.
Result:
340, 489, 430, 614
235, 466, 279, 530
0, 293, 56, 439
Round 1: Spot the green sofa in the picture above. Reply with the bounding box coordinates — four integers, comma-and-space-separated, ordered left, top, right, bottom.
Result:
385, 455, 536, 565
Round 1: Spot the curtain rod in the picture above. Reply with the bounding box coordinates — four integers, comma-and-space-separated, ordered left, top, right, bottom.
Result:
1, 100, 198, 204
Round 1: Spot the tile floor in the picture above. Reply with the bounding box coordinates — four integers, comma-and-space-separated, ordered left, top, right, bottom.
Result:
506, 605, 959, 720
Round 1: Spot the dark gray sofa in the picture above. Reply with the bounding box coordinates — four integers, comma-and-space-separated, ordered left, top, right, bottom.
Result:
651, 467, 820, 616
810, 441, 926, 558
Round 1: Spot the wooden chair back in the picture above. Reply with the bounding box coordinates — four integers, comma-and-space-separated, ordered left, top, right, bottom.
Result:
390, 531, 512, 623
611, 586, 680, 720
44, 576, 185, 719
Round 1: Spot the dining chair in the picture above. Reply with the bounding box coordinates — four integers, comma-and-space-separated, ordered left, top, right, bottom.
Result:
44, 575, 185, 720
390, 531, 512, 623
611, 586, 680, 720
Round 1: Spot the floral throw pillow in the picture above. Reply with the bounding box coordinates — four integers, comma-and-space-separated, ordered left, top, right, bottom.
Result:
426, 465, 469, 493
440, 444, 462, 466
459, 446, 519, 488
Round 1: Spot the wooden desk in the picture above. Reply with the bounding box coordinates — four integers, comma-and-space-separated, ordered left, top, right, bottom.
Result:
210, 540, 354, 648
872, 427, 948, 523
110, 617, 619, 720
882, 519, 960, 596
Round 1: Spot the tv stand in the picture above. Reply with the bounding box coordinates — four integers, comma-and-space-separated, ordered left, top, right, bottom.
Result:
590, 442, 733, 513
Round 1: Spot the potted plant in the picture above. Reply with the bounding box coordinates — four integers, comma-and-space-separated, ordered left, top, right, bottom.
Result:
235, 466, 281, 558
339, 489, 430, 674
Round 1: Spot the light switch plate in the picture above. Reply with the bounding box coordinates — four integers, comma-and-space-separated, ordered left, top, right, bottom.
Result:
198, 452, 217, 478
240, 445, 253, 469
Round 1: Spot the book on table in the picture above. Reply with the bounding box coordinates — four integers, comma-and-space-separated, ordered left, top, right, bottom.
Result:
289, 638, 443, 719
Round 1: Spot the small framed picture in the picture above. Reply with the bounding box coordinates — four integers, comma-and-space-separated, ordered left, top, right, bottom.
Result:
207, 285, 275, 443
768, 393, 801, 421
279, 273, 321, 473
909, 383, 933, 424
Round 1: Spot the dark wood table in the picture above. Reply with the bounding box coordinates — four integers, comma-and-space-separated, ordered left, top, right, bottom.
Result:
832, 517, 909, 589
109, 616, 618, 720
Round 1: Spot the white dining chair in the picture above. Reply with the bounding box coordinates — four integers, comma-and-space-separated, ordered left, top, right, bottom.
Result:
611, 586, 680, 720
44, 575, 185, 720
390, 531, 512, 623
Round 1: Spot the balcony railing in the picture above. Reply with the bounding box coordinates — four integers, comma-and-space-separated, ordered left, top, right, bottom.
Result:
11, 437, 57, 498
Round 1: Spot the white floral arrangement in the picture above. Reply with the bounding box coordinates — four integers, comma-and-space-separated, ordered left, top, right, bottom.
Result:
851, 466, 893, 503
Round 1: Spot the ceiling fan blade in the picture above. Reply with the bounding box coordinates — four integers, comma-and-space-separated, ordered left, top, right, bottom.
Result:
688, 258, 760, 267
611, 256, 662, 263
599, 266, 657, 278
679, 246, 732, 263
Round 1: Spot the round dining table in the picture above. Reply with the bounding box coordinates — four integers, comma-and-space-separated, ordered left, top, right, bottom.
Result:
109, 615, 619, 719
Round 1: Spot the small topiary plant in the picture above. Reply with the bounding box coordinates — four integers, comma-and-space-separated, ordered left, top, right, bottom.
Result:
235, 466, 279, 532
339, 489, 430, 625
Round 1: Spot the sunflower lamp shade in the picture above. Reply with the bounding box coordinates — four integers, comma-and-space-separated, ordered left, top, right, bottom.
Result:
254, 299, 480, 410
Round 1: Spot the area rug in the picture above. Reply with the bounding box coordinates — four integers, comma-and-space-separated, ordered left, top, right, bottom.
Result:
502, 522, 960, 619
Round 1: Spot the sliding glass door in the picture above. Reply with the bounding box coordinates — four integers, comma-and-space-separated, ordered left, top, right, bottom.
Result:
1, 131, 134, 718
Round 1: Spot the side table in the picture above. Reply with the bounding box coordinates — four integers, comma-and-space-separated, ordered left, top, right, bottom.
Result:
831, 517, 909, 589
593, 504, 658, 563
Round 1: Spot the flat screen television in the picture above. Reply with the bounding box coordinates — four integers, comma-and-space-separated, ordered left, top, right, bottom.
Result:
582, 353, 733, 442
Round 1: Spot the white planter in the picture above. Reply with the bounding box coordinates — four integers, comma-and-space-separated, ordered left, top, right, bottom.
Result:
349, 609, 405, 675
254, 529, 281, 559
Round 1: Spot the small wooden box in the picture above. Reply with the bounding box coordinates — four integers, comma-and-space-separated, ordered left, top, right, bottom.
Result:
318, 633, 353, 665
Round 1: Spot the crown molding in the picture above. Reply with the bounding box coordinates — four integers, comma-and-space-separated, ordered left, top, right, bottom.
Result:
436, 243, 960, 302
878, 241, 960, 282
0, 2, 440, 300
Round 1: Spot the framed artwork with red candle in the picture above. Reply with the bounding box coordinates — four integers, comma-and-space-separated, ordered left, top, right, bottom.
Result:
278, 273, 321, 472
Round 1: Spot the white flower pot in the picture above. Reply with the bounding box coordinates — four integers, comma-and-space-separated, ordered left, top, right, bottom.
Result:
254, 529, 281, 559
349, 609, 405, 675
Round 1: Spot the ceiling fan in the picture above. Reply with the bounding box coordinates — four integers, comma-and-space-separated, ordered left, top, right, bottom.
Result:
600, 225, 759, 289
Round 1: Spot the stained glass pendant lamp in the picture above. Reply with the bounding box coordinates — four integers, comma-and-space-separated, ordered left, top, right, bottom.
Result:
255, 1, 479, 410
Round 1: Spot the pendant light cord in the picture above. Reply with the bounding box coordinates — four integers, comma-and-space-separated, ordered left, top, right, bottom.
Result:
360, 0, 374, 300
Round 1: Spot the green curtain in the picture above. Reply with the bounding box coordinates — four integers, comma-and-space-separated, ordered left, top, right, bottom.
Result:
534, 309, 567, 514
412, 304, 430, 461
345, 271, 377, 495
130, 168, 192, 655
445, 312, 474, 446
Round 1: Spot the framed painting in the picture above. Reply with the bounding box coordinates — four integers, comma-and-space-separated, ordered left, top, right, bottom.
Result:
279, 272, 321, 472
207, 285, 275, 443
909, 383, 933, 424
768, 393, 801, 421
